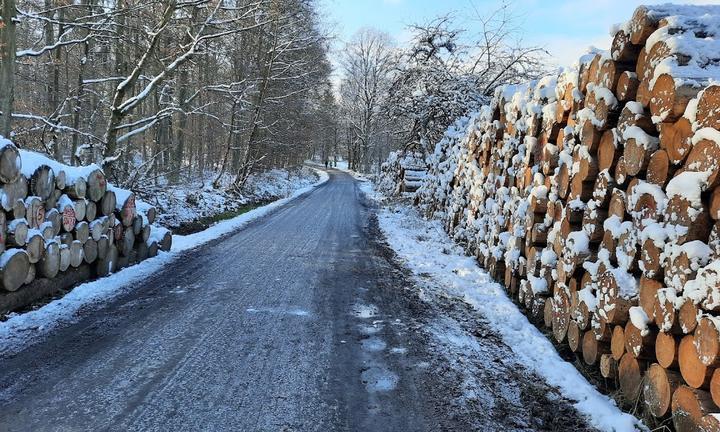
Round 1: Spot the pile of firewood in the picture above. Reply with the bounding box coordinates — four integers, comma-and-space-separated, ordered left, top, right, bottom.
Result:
0, 137, 172, 314
416, 5, 720, 430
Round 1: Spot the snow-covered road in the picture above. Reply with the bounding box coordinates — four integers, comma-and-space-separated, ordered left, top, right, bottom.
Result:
0, 171, 596, 431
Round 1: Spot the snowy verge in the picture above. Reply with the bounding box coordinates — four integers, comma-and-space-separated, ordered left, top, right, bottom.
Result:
362, 186, 644, 432
0, 168, 329, 355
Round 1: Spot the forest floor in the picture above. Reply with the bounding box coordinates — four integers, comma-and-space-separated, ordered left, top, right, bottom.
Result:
0, 170, 635, 431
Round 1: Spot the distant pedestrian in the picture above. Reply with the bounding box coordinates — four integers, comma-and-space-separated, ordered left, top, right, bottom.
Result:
324, 160, 328, 168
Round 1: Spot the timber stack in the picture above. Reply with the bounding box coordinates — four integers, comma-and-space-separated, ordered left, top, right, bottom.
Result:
0, 136, 172, 315
415, 4, 720, 430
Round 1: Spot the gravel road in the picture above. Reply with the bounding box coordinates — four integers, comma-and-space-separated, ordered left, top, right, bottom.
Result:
0, 170, 593, 431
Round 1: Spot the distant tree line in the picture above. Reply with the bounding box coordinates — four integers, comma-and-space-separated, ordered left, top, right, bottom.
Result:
337, 5, 549, 172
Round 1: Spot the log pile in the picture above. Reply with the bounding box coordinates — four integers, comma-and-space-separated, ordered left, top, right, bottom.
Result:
0, 137, 172, 314
415, 5, 720, 430
379, 151, 427, 195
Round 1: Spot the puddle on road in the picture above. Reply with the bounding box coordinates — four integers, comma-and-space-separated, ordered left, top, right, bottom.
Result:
352, 303, 378, 319
358, 323, 383, 335
390, 347, 408, 355
361, 337, 387, 352
361, 367, 399, 392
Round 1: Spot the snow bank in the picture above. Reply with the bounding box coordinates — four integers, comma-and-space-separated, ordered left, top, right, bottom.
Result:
369, 192, 643, 432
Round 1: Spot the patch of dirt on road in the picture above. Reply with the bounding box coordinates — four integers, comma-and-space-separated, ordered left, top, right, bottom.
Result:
363, 209, 597, 431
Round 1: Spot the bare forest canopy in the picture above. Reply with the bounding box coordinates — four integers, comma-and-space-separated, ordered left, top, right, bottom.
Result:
0, 0, 548, 185
0, 0, 336, 188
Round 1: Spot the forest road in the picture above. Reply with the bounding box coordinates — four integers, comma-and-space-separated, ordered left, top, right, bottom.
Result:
0, 170, 593, 431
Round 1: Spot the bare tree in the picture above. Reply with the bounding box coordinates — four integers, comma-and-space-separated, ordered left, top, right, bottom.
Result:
338, 29, 395, 172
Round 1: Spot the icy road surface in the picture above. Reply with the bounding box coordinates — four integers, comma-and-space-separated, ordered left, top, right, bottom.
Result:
0, 171, 593, 431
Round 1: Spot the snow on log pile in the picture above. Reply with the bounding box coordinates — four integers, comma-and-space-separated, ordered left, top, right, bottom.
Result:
415, 5, 720, 431
0, 136, 171, 315
378, 151, 427, 195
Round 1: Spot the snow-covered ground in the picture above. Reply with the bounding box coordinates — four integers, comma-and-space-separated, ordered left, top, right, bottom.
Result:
140, 167, 319, 228
361, 183, 644, 432
0, 170, 329, 356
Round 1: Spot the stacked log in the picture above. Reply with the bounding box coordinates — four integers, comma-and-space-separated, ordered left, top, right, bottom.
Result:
414, 5, 720, 431
0, 138, 172, 314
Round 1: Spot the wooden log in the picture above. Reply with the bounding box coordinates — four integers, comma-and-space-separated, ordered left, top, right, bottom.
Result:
59, 244, 70, 272
141, 224, 151, 244
611, 325, 626, 361
73, 199, 86, 222
650, 73, 703, 123
97, 235, 109, 261
567, 320, 582, 352
618, 352, 644, 402
37, 241, 60, 279
657, 331, 679, 369
679, 335, 713, 389
24, 232, 44, 264
600, 353, 619, 379
678, 299, 699, 335
695, 84, 720, 129
661, 117, 693, 165
74, 221, 89, 244
625, 321, 656, 359
664, 196, 712, 244
616, 71, 639, 103
623, 127, 659, 176
24, 196, 45, 229
1, 175, 27, 213
85, 169, 107, 202
582, 330, 610, 366
69, 240, 84, 268
11, 198, 24, 220
639, 277, 661, 319
116, 191, 136, 227
640, 239, 663, 280
695, 316, 720, 367
83, 238, 98, 264
543, 297, 554, 328
711, 368, 720, 408
647, 149, 671, 187
55, 169, 66, 190
699, 414, 720, 432
628, 6, 661, 45
148, 240, 159, 258
39, 221, 54, 241
64, 175, 86, 199
0, 249, 30, 292
7, 218, 27, 247
643, 363, 682, 418
96, 244, 118, 277
684, 138, 720, 189
614, 156, 628, 185
598, 129, 620, 173
24, 264, 35, 285
56, 195, 77, 233
672, 386, 716, 432
611, 29, 640, 64
85, 200, 97, 223
28, 165, 55, 201
0, 143, 21, 183
119, 228, 135, 257
100, 190, 116, 217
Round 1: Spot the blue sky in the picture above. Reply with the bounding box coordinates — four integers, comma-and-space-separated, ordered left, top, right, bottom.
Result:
322, 0, 716, 68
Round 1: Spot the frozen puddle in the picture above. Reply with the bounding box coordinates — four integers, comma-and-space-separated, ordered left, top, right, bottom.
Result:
361, 337, 387, 352
361, 367, 398, 392
352, 303, 378, 319
390, 347, 407, 355
358, 323, 382, 335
